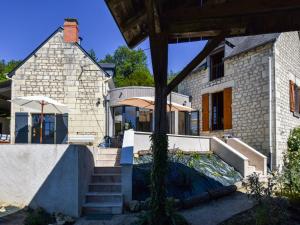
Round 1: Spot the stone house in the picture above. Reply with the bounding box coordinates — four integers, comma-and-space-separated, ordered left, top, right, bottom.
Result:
178, 32, 300, 168
8, 19, 114, 145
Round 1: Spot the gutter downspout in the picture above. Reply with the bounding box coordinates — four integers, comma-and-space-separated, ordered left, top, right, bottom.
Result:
269, 56, 273, 171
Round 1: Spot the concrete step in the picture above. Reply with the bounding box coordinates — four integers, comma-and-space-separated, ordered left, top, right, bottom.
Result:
95, 154, 120, 161
83, 202, 123, 215
94, 166, 121, 174
95, 160, 120, 167
85, 192, 123, 203
91, 174, 121, 183
95, 148, 120, 155
89, 183, 122, 192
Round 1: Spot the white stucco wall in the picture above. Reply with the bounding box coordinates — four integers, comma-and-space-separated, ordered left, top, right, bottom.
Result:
0, 144, 94, 217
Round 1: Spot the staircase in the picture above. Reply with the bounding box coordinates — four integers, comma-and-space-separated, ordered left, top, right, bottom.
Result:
83, 148, 123, 216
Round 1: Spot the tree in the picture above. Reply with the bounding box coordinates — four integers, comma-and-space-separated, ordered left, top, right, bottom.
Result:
88, 49, 98, 61
0, 59, 21, 81
99, 46, 153, 87
115, 68, 154, 87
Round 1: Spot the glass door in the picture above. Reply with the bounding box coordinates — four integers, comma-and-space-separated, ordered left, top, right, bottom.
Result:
31, 114, 55, 144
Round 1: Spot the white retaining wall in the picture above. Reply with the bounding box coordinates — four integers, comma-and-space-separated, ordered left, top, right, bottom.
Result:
0, 144, 94, 217
134, 131, 210, 153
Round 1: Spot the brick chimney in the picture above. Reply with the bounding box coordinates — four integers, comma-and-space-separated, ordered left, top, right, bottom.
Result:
63, 18, 79, 43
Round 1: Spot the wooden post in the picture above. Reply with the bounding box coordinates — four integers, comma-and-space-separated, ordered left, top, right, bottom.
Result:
40, 101, 44, 144
149, 32, 169, 225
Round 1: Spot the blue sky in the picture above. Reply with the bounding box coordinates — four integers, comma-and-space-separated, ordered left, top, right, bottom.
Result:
0, 0, 206, 73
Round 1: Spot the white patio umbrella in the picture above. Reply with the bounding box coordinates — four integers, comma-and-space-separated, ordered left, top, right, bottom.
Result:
11, 96, 69, 144
118, 97, 194, 112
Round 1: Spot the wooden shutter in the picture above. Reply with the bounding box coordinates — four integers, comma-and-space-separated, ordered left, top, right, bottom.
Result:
56, 113, 68, 144
15, 112, 29, 143
290, 80, 295, 112
202, 94, 209, 131
223, 87, 232, 129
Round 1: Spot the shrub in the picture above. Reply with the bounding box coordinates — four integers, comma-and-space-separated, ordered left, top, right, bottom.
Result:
243, 173, 288, 225
24, 207, 55, 225
287, 127, 300, 152
131, 198, 189, 225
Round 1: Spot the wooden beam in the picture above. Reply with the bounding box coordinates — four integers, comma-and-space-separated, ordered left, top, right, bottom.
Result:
165, 7, 300, 37
164, 0, 300, 22
165, 33, 225, 95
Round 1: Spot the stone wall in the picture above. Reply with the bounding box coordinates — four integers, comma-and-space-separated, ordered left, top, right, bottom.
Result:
11, 29, 109, 145
274, 32, 300, 167
178, 43, 275, 158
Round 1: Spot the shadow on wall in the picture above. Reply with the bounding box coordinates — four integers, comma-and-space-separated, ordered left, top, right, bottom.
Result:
28, 145, 95, 217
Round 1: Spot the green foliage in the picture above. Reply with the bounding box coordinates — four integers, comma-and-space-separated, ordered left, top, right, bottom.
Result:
167, 70, 178, 92
100, 46, 153, 87
243, 172, 277, 204
0, 59, 21, 81
88, 49, 98, 61
115, 68, 154, 87
242, 173, 289, 225
24, 207, 55, 225
281, 149, 300, 198
150, 133, 169, 224
131, 198, 189, 225
287, 127, 300, 152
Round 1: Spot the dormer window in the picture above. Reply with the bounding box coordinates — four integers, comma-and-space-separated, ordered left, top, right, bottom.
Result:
210, 50, 224, 81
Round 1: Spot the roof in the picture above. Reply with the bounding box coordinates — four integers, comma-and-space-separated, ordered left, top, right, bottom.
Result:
99, 63, 115, 69
225, 33, 280, 58
8, 27, 112, 78
105, 0, 300, 48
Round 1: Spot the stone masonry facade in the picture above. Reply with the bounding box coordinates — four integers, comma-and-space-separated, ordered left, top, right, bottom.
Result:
274, 32, 300, 166
178, 32, 300, 167
11, 29, 109, 145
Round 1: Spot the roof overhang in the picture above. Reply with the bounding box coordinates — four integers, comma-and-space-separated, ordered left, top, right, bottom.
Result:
105, 0, 300, 48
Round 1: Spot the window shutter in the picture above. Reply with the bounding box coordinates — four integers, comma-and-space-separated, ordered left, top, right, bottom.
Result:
56, 113, 68, 144
15, 112, 28, 143
290, 80, 295, 112
223, 87, 232, 129
202, 94, 209, 131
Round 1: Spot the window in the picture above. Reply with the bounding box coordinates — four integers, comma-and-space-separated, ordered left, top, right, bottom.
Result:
188, 111, 199, 135
178, 111, 199, 135
290, 80, 300, 116
168, 112, 175, 134
114, 107, 123, 136
31, 114, 55, 144
210, 50, 224, 81
137, 108, 152, 132
212, 91, 224, 130
113, 106, 153, 136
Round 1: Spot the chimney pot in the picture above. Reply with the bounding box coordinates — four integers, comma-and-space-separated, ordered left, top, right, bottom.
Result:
64, 18, 79, 43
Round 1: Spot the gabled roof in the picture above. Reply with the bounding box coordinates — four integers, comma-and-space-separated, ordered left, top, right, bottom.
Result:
225, 33, 280, 59
8, 27, 113, 78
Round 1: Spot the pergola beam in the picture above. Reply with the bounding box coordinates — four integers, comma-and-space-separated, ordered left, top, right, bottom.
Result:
165, 33, 225, 95
164, 1, 300, 37
164, 0, 300, 22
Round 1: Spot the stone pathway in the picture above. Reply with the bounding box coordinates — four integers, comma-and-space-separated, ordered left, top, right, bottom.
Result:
75, 192, 254, 225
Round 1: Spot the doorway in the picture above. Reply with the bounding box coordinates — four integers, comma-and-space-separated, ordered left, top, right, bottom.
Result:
211, 91, 224, 130
31, 114, 55, 144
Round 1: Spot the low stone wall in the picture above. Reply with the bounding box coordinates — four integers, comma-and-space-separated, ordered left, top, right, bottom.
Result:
0, 144, 94, 217
134, 132, 210, 153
